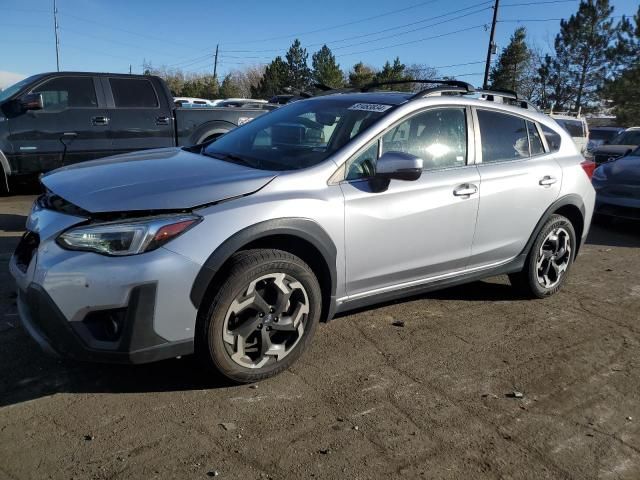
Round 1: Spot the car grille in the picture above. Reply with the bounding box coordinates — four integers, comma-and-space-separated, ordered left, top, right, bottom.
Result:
14, 231, 40, 273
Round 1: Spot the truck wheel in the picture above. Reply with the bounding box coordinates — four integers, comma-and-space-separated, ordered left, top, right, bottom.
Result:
196, 249, 322, 383
0, 172, 9, 196
509, 214, 576, 299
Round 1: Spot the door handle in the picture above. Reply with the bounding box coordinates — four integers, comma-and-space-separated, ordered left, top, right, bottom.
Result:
156, 116, 171, 125
453, 184, 478, 197
539, 175, 557, 186
91, 116, 109, 126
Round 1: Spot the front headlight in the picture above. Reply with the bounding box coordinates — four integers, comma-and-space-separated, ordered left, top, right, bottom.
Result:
57, 214, 201, 256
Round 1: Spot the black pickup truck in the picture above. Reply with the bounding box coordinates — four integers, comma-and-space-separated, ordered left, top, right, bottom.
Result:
0, 72, 270, 193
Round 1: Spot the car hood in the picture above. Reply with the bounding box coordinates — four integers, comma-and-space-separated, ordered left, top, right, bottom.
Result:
41, 148, 276, 213
599, 155, 640, 184
592, 144, 637, 156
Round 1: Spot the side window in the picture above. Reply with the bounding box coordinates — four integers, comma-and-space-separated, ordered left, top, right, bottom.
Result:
477, 110, 529, 163
540, 124, 562, 152
345, 141, 378, 180
381, 108, 467, 171
527, 121, 545, 156
109, 78, 159, 108
32, 77, 97, 110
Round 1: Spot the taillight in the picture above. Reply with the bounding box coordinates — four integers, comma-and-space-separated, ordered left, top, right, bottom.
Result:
581, 160, 596, 180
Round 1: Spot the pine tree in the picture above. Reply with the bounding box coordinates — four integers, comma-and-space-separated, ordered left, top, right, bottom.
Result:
544, 0, 622, 111
489, 27, 534, 94
603, 6, 640, 123
374, 57, 412, 90
311, 45, 344, 88
348, 62, 376, 88
219, 74, 243, 98
252, 56, 289, 99
285, 39, 312, 90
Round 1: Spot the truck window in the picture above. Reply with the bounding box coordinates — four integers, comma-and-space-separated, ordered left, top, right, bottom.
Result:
32, 77, 97, 110
109, 78, 159, 108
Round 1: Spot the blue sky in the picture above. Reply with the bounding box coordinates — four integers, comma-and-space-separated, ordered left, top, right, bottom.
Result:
0, 0, 637, 89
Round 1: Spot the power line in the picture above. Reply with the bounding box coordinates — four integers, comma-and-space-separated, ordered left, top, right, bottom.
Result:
220, 0, 443, 45
335, 24, 487, 57
501, 0, 577, 6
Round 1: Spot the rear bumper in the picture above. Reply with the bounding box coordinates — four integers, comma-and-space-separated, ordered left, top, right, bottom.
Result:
16, 282, 193, 364
595, 195, 640, 221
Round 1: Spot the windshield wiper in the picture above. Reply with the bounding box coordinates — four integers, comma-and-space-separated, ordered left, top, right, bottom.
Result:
203, 151, 257, 168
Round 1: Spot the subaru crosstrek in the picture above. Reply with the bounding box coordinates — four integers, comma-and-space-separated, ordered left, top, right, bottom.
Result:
10, 80, 596, 383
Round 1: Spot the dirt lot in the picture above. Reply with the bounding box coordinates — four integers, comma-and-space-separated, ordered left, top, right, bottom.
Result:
1, 192, 639, 480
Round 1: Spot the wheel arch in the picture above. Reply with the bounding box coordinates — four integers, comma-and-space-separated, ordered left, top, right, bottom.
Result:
190, 120, 236, 145
190, 218, 337, 323
521, 194, 586, 259
0, 149, 10, 194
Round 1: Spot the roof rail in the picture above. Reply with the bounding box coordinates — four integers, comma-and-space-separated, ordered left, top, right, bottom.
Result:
476, 88, 539, 111
360, 79, 474, 93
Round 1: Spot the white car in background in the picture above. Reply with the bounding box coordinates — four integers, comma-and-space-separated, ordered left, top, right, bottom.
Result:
174, 97, 222, 108
550, 114, 589, 155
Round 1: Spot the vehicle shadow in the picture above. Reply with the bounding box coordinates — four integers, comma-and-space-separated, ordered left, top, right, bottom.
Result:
0, 336, 234, 408
587, 220, 640, 248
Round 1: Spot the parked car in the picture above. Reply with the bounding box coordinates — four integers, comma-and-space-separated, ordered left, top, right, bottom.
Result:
173, 97, 222, 108
590, 127, 640, 165
586, 126, 625, 152
592, 147, 640, 221
550, 114, 589, 155
10, 80, 595, 383
0, 72, 271, 194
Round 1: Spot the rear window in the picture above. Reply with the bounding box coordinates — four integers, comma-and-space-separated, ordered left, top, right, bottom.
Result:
590, 129, 620, 141
109, 78, 158, 108
556, 119, 585, 138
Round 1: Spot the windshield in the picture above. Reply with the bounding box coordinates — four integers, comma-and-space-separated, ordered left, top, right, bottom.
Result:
590, 129, 621, 141
0, 74, 41, 103
610, 130, 640, 145
556, 119, 585, 138
203, 97, 392, 171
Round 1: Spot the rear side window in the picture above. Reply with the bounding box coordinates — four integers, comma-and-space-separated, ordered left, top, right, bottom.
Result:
32, 76, 97, 110
556, 119, 585, 137
477, 110, 529, 163
540, 124, 562, 152
527, 121, 545, 156
109, 78, 158, 108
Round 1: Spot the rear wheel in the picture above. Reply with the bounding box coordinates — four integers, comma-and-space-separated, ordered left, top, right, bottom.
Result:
509, 214, 576, 298
197, 249, 321, 383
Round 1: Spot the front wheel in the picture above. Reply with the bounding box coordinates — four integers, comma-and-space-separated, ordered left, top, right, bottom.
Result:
509, 214, 576, 298
197, 249, 321, 383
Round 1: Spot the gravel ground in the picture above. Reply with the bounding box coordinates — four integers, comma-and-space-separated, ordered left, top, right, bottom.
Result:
1, 193, 639, 480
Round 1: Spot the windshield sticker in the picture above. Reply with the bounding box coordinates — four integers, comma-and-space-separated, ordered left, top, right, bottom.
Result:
348, 103, 393, 113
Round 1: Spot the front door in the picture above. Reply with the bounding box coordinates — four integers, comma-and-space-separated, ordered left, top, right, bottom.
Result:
7, 75, 110, 174
468, 108, 563, 268
340, 107, 480, 299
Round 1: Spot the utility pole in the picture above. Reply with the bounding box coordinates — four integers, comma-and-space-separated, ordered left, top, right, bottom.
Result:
53, 0, 60, 71
213, 44, 219, 78
482, 0, 499, 89
129, 64, 132, 74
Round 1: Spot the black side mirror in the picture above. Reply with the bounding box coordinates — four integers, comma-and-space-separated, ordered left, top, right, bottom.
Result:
376, 151, 423, 181
20, 93, 43, 111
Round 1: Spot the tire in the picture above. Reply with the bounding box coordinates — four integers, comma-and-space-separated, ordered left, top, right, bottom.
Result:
593, 213, 613, 226
0, 172, 8, 196
509, 214, 576, 299
196, 249, 322, 383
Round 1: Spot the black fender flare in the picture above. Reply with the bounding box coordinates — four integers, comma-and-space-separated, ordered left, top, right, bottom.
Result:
190, 120, 237, 145
0, 149, 10, 193
190, 218, 338, 315
519, 193, 586, 259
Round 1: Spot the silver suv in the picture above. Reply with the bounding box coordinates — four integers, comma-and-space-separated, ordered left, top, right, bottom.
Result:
10, 80, 596, 383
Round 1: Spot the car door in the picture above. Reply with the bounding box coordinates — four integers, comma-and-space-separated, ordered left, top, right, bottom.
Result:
102, 77, 174, 156
339, 106, 481, 298
6, 75, 109, 173
468, 108, 563, 268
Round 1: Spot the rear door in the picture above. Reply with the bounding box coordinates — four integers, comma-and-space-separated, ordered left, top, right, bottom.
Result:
468, 108, 562, 268
102, 77, 174, 156
6, 75, 109, 173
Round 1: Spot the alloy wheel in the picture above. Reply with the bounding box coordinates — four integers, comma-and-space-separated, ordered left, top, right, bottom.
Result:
222, 273, 309, 369
536, 227, 572, 289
